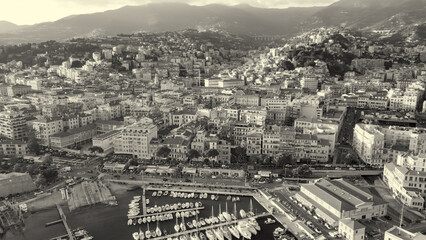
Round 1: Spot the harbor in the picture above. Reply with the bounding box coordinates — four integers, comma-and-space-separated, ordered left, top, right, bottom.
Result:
126, 187, 287, 240
2, 182, 290, 240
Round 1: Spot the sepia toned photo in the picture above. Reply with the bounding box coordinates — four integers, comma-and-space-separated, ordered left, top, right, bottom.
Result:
0, 0, 426, 239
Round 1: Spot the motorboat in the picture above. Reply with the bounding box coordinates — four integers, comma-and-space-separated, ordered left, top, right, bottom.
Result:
128, 219, 133, 225
211, 194, 215, 200
249, 218, 261, 231
230, 214, 237, 221
239, 209, 247, 218
226, 196, 231, 201
146, 199, 150, 205
152, 192, 157, 197
228, 225, 240, 239
147, 216, 151, 223
241, 220, 257, 235
179, 235, 188, 240
187, 221, 194, 229
192, 219, 197, 228
133, 232, 139, 240
138, 218, 143, 225
264, 217, 276, 225
199, 232, 207, 240
151, 230, 157, 238
237, 222, 251, 239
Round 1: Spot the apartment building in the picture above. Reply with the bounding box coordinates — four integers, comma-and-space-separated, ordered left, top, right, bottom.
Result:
50, 124, 97, 148
384, 162, 425, 210
0, 140, 27, 156
114, 119, 158, 159
0, 110, 27, 141
353, 124, 384, 166
31, 118, 64, 146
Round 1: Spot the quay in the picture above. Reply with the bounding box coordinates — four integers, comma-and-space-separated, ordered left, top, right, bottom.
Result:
151, 212, 271, 240
146, 186, 256, 197
128, 206, 205, 219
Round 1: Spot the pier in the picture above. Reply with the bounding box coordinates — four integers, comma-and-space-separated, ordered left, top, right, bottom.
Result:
151, 213, 271, 240
128, 206, 205, 219
142, 188, 147, 215
46, 205, 75, 240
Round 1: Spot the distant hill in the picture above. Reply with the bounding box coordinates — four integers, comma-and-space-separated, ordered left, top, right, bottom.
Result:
0, 3, 322, 44
311, 0, 426, 29
0, 0, 425, 45
0, 21, 21, 33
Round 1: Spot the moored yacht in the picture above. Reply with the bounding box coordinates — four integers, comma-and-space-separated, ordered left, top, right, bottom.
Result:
228, 225, 240, 239
213, 228, 224, 240
221, 226, 232, 240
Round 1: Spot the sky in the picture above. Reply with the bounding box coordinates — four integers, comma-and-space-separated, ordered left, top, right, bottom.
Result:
1, 0, 338, 25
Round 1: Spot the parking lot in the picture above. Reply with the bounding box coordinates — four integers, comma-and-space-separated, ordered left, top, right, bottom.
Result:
272, 186, 342, 239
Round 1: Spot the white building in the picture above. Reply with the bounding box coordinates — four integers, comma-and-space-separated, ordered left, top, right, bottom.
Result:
338, 218, 365, 240
384, 226, 424, 240
353, 124, 384, 166
384, 161, 425, 210
114, 118, 157, 159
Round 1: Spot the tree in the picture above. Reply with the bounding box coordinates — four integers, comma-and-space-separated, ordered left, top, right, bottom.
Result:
276, 154, 293, 167
13, 163, 25, 173
157, 146, 171, 158
41, 155, 53, 166
292, 164, 312, 178
41, 167, 59, 185
187, 149, 201, 161
89, 146, 104, 154
206, 149, 219, 158
231, 147, 249, 164
27, 130, 42, 155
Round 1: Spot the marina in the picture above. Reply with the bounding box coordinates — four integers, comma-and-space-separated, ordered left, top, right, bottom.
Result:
149, 212, 271, 240
3, 183, 287, 240
127, 188, 280, 240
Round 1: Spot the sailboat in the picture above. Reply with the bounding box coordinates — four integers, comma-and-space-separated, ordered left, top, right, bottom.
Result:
221, 226, 232, 240
146, 223, 152, 239
174, 215, 180, 232
248, 199, 255, 217
218, 204, 226, 223
180, 215, 187, 232
156, 221, 162, 237
223, 202, 231, 222
139, 227, 145, 240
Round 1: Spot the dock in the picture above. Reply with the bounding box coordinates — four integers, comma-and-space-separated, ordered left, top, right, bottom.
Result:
128, 206, 205, 219
151, 212, 271, 240
46, 205, 75, 240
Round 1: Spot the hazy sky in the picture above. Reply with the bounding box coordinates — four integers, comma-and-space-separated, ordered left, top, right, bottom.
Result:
2, 0, 338, 25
